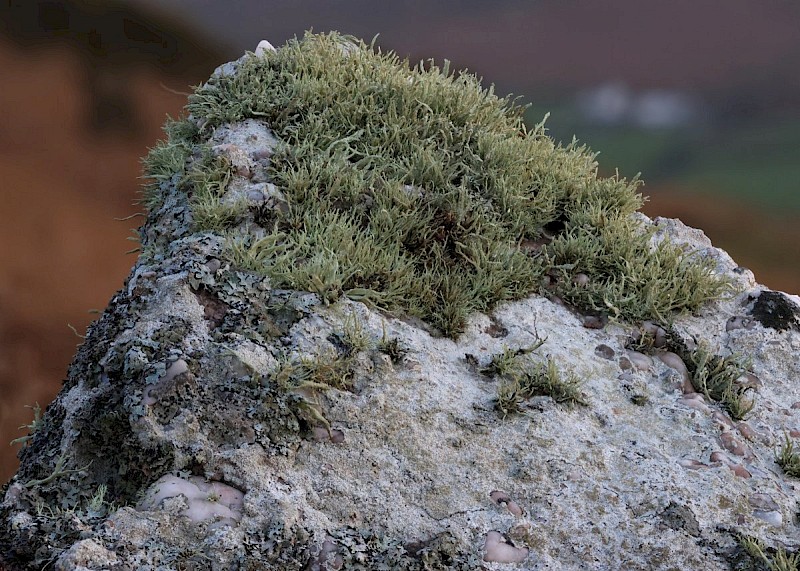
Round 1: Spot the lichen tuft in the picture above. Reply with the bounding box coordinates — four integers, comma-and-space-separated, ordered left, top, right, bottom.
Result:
142, 31, 732, 337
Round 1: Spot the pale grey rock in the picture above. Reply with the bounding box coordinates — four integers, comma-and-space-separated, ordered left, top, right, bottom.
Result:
3, 58, 800, 571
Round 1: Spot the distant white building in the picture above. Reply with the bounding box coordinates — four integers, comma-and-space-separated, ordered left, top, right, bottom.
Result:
576, 82, 703, 129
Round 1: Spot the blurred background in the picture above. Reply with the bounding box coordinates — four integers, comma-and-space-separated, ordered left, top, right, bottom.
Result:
1, 0, 798, 482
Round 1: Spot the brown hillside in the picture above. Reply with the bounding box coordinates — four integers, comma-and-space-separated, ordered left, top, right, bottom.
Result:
0, 1, 226, 483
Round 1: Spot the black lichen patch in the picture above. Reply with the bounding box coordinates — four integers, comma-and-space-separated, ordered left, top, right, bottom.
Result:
658, 502, 700, 537
143, 31, 732, 337
74, 390, 175, 501
750, 290, 800, 332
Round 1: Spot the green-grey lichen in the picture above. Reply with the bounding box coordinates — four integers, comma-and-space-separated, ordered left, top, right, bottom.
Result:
143, 31, 732, 337
776, 434, 800, 478
685, 342, 754, 421
738, 534, 800, 571
481, 343, 587, 416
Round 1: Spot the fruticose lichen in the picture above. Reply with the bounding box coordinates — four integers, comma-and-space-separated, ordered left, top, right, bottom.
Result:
144, 31, 732, 337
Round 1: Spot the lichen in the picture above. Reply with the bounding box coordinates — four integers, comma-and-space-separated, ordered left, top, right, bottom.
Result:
144, 31, 732, 337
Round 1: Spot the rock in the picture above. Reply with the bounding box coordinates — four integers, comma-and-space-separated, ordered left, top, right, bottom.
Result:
2, 32, 800, 570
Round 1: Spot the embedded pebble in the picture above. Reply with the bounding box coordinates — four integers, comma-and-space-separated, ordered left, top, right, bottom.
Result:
312, 539, 343, 570
312, 427, 345, 443
749, 493, 780, 512
247, 189, 266, 203
735, 373, 761, 389
211, 143, 253, 177
720, 431, 747, 456
490, 490, 511, 504
752, 510, 782, 526
483, 531, 529, 563
657, 352, 693, 393
712, 411, 736, 430
642, 321, 668, 347
709, 451, 727, 464
582, 315, 606, 329
595, 344, 615, 360
792, 402, 800, 409
204, 258, 221, 273
678, 459, 709, 470
737, 422, 757, 441
251, 147, 274, 161
506, 501, 523, 517
729, 464, 752, 478
143, 359, 190, 406
137, 475, 244, 525
678, 395, 711, 414
625, 350, 653, 372
490, 490, 523, 517
726, 316, 754, 331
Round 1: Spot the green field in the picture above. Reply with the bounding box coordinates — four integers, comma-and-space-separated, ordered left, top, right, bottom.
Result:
524, 105, 800, 212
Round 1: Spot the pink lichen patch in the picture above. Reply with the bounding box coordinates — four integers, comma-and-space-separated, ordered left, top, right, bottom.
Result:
483, 531, 529, 563
137, 474, 245, 526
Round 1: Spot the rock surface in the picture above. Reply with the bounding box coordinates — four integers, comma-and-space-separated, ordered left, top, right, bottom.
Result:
3, 39, 800, 571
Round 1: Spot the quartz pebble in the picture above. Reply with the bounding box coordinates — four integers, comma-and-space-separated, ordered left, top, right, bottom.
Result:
255, 39, 277, 56
753, 510, 782, 526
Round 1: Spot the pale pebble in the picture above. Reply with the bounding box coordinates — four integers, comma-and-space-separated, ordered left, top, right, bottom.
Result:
483, 531, 529, 563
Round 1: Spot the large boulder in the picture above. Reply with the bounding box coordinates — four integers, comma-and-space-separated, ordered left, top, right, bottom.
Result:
2, 32, 799, 570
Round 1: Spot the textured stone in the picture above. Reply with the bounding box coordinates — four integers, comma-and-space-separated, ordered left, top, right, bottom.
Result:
3, 44, 800, 571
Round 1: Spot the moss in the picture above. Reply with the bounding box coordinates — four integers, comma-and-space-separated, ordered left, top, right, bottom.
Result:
142, 31, 732, 337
